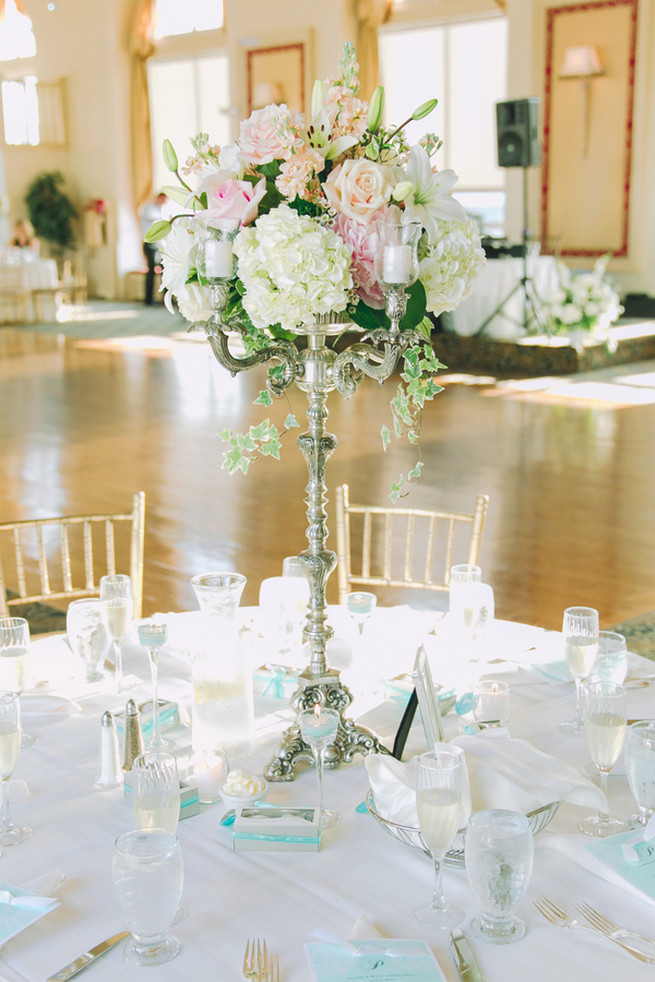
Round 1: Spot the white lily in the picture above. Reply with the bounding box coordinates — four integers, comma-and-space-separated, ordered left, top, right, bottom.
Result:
304, 108, 358, 161
401, 145, 467, 240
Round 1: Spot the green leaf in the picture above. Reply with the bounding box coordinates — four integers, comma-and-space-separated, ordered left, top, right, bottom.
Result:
285, 413, 300, 429
381, 424, 391, 451
143, 220, 171, 243
407, 462, 424, 481
390, 480, 403, 504
350, 302, 388, 331
260, 440, 281, 458
250, 420, 272, 440
254, 390, 273, 407
399, 279, 427, 330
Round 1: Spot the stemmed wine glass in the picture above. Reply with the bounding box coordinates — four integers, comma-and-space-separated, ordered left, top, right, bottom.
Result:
579, 680, 627, 836
0, 692, 32, 845
560, 605, 599, 736
414, 749, 465, 928
100, 574, 133, 690
299, 706, 340, 829
0, 616, 37, 746
137, 622, 173, 750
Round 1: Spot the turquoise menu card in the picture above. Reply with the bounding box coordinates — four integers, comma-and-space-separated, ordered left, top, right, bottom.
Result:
586, 829, 655, 901
0, 882, 59, 946
305, 939, 446, 981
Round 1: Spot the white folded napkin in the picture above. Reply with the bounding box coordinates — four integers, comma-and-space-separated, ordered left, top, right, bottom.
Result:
366, 728, 604, 828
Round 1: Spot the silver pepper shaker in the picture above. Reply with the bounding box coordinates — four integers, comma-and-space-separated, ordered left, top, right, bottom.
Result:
95, 711, 123, 789
122, 699, 143, 773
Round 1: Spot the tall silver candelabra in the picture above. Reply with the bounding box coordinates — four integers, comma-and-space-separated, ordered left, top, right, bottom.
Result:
198, 284, 420, 780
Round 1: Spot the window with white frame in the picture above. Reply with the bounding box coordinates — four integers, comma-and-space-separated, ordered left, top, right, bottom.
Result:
1, 76, 66, 146
380, 17, 508, 235
153, 0, 223, 39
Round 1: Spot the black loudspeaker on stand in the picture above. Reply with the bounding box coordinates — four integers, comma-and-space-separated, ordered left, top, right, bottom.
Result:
475, 98, 549, 337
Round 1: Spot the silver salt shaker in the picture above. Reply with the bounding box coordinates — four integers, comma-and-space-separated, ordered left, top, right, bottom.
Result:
95, 711, 123, 789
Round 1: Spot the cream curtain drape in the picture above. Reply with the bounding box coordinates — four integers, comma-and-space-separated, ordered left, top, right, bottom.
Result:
356, 0, 392, 99
131, 0, 156, 213
0, 0, 28, 20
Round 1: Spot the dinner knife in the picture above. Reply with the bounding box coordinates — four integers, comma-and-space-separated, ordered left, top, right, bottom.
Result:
450, 929, 486, 982
46, 931, 130, 981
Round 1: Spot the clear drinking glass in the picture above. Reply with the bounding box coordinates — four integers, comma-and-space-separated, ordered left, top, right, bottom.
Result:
131, 752, 180, 833
345, 591, 377, 637
465, 809, 534, 944
112, 828, 183, 966
588, 630, 628, 685
137, 622, 173, 750
0, 616, 37, 746
626, 721, 655, 827
414, 749, 465, 929
0, 692, 32, 845
100, 574, 133, 690
448, 566, 494, 640
299, 707, 340, 829
472, 680, 511, 729
580, 680, 627, 836
560, 605, 599, 736
66, 599, 108, 683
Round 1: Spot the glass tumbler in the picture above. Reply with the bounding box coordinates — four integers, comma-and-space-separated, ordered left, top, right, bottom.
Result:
112, 828, 183, 966
465, 809, 534, 944
626, 721, 655, 827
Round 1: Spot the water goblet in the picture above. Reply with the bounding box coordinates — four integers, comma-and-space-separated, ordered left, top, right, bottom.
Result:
299, 706, 340, 829
131, 752, 180, 833
579, 680, 627, 836
66, 599, 108, 683
0, 692, 32, 845
560, 605, 599, 736
100, 574, 133, 690
345, 592, 377, 638
414, 749, 465, 929
465, 809, 534, 944
626, 721, 655, 827
472, 680, 511, 729
0, 616, 37, 746
112, 828, 183, 966
137, 622, 173, 750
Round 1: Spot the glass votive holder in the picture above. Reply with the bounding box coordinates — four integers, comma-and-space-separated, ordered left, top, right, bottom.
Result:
191, 748, 229, 804
473, 680, 511, 728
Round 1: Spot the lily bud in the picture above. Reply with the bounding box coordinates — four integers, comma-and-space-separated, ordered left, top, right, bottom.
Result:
392, 181, 413, 203
143, 219, 172, 243
311, 79, 326, 118
411, 98, 438, 121
367, 86, 384, 133
162, 139, 178, 172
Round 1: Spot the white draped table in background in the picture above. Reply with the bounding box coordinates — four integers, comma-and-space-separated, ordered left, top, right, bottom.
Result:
1, 608, 654, 981
444, 256, 560, 339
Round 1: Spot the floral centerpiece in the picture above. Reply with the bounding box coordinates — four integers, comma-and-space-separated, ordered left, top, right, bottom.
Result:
547, 256, 623, 347
147, 42, 485, 497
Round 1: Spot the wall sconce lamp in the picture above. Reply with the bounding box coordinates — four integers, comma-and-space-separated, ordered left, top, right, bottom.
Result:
559, 45, 604, 159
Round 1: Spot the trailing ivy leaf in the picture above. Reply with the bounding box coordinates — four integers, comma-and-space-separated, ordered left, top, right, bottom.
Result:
254, 390, 273, 407
390, 479, 403, 504
285, 413, 299, 429
250, 420, 273, 440
260, 440, 281, 458
381, 424, 391, 451
407, 461, 423, 481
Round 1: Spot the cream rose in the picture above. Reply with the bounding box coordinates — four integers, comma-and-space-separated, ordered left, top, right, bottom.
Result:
323, 158, 394, 225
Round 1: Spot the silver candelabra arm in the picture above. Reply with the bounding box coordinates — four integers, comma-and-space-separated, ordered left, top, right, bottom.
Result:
333, 327, 424, 398
201, 317, 299, 397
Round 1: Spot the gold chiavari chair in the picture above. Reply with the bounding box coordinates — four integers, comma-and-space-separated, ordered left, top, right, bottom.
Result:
0, 492, 146, 621
335, 484, 489, 604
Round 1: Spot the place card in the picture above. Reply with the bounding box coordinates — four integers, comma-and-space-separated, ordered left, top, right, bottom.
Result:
305, 939, 446, 982
0, 882, 59, 946
586, 828, 655, 900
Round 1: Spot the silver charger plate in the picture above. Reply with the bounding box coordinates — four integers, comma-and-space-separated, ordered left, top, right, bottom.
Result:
366, 789, 560, 869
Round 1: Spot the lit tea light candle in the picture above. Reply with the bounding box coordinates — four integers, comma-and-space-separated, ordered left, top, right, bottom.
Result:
301, 704, 339, 739
191, 748, 229, 804
382, 243, 412, 284
204, 238, 234, 279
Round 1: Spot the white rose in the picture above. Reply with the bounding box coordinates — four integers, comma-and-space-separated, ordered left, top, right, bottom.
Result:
323, 158, 394, 225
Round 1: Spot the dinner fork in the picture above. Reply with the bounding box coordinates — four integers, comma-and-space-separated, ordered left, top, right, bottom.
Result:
533, 897, 655, 964
576, 901, 655, 948
243, 938, 264, 980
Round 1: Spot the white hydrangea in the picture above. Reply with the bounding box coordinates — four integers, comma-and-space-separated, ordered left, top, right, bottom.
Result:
549, 257, 623, 334
418, 217, 486, 317
234, 204, 353, 331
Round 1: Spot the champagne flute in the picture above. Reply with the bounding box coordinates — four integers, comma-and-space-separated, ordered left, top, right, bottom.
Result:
112, 828, 183, 966
626, 721, 655, 827
100, 574, 133, 690
580, 680, 627, 836
560, 605, 599, 736
0, 616, 37, 747
299, 706, 340, 828
137, 622, 173, 750
414, 749, 465, 928
0, 692, 32, 845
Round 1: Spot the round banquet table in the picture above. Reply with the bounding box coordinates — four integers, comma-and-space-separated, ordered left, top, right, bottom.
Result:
1, 607, 654, 982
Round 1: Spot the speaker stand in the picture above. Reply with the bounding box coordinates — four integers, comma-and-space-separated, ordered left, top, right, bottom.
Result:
474, 167, 550, 338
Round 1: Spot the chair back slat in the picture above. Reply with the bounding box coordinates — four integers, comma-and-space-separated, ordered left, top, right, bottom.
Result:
61, 524, 73, 593
334, 483, 489, 604
13, 527, 27, 598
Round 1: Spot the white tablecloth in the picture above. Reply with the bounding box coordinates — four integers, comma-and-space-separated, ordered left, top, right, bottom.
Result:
1, 610, 655, 981
0, 258, 59, 323
445, 256, 560, 340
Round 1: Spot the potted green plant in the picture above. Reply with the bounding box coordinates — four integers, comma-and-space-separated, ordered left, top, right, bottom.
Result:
24, 171, 77, 262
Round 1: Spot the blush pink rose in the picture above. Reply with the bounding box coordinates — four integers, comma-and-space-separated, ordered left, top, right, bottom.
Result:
238, 105, 290, 164
332, 208, 400, 309
202, 177, 266, 229
323, 158, 394, 226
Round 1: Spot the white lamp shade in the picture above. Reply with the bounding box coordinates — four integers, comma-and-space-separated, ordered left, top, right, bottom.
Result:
560, 45, 603, 79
